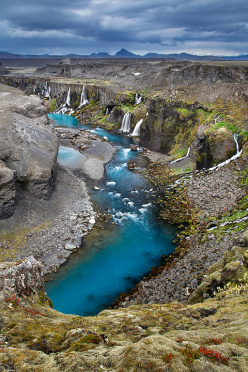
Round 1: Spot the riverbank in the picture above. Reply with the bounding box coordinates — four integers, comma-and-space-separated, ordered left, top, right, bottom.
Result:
0, 84, 117, 274
0, 166, 96, 274
117, 149, 248, 306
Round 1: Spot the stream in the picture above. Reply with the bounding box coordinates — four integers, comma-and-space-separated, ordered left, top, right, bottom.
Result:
45, 114, 176, 316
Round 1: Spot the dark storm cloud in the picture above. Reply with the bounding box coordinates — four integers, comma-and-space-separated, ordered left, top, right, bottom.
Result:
0, 0, 247, 55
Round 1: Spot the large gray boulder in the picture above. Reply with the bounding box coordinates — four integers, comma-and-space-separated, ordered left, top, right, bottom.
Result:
0, 160, 16, 219
0, 91, 58, 200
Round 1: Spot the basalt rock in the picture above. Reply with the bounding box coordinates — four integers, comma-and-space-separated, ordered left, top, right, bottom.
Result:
0, 160, 16, 219
208, 127, 237, 164
0, 256, 44, 299
191, 126, 238, 169
105, 105, 123, 125
0, 91, 58, 200
140, 98, 197, 153
188, 230, 248, 304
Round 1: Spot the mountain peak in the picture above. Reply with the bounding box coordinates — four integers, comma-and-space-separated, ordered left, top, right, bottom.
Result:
115, 48, 136, 57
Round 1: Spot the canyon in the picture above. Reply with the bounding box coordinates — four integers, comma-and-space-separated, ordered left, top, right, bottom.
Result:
0, 58, 248, 371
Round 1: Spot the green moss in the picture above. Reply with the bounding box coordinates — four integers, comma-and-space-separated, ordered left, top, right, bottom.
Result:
211, 121, 240, 134
47, 98, 57, 113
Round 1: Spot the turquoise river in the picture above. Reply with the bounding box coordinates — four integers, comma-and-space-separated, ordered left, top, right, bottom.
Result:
45, 114, 176, 316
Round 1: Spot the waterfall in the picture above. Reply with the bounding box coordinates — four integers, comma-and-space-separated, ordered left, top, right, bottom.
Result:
135, 93, 143, 105
171, 147, 190, 164
120, 112, 131, 133
131, 119, 143, 136
78, 86, 89, 108
234, 133, 240, 153
208, 133, 242, 171
44, 82, 51, 99
66, 88, 71, 107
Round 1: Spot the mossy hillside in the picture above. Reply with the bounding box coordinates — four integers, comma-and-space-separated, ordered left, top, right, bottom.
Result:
140, 98, 216, 158
1, 279, 248, 371
0, 221, 51, 261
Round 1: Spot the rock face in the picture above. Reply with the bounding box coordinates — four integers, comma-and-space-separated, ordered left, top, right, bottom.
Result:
0, 256, 44, 299
140, 98, 198, 153
0, 62, 8, 75
188, 230, 248, 304
191, 126, 237, 168
0, 160, 16, 219
0, 91, 58, 200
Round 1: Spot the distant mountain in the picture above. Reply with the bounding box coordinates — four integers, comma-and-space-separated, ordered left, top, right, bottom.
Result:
224, 55, 248, 61
91, 52, 110, 58
0, 49, 248, 61
144, 52, 225, 61
115, 48, 137, 57
0, 51, 21, 59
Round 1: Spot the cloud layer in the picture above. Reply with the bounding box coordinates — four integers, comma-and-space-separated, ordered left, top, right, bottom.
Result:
1, 0, 247, 55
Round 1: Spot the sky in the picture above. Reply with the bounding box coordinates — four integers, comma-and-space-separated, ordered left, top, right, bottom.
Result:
0, 0, 247, 56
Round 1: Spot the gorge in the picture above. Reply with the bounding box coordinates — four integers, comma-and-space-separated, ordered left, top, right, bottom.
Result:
0, 58, 248, 371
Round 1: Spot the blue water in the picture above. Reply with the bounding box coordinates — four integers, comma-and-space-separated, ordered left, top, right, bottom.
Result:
49, 113, 80, 128
46, 114, 176, 316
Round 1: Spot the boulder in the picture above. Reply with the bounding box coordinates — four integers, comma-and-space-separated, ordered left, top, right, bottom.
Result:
0, 160, 16, 219
130, 145, 138, 151
0, 91, 58, 200
0, 256, 44, 298
191, 125, 237, 169
128, 160, 135, 169
208, 127, 237, 164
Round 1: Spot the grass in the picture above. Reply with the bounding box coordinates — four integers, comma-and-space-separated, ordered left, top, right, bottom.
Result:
0, 221, 51, 261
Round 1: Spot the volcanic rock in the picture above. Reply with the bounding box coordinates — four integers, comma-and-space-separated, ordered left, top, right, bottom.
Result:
0, 160, 16, 219
0, 91, 58, 200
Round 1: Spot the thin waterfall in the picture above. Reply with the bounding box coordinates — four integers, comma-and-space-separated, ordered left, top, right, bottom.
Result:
44, 82, 51, 99
54, 88, 72, 114
131, 119, 143, 136
105, 109, 114, 123
171, 147, 190, 164
234, 133, 240, 153
120, 112, 131, 133
135, 93, 143, 104
208, 133, 242, 171
66, 88, 71, 107
78, 86, 89, 108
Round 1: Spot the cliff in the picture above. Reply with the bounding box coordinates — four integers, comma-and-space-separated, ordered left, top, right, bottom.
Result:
0, 85, 58, 219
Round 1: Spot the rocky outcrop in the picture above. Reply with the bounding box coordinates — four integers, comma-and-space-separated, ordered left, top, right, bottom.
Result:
189, 230, 248, 304
0, 62, 8, 75
0, 90, 58, 200
0, 256, 44, 299
140, 98, 198, 153
105, 106, 123, 125
0, 160, 16, 219
191, 126, 238, 169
